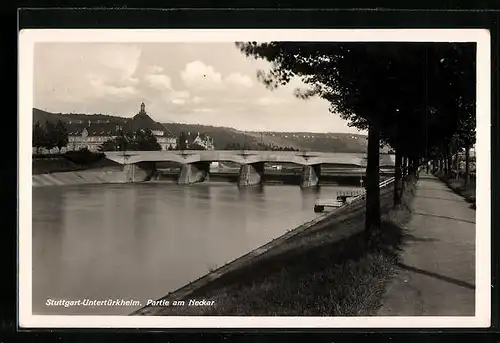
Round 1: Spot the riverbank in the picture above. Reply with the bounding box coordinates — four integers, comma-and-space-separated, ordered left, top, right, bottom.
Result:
133, 177, 416, 316
32, 153, 131, 187
434, 171, 476, 209
33, 151, 117, 174
32, 167, 128, 187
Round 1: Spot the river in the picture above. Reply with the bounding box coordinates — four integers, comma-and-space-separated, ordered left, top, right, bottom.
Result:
32, 181, 362, 315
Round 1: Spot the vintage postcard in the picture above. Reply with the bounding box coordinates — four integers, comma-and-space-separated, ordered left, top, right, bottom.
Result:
18, 28, 491, 328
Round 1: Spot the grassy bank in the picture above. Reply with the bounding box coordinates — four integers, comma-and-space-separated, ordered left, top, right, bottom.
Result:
140, 178, 416, 316
434, 171, 476, 209
33, 151, 119, 175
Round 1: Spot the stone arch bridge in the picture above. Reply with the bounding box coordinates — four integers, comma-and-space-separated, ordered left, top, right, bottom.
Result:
104, 150, 396, 187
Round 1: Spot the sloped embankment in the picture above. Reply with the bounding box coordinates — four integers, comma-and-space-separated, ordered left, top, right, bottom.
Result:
133, 177, 416, 316
31, 154, 156, 187
32, 166, 128, 187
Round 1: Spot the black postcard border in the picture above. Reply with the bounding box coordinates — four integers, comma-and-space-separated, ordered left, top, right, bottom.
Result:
5, 6, 500, 342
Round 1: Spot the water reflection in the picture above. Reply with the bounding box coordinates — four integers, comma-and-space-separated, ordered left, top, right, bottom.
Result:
32, 187, 64, 309
300, 187, 321, 210
32, 183, 359, 315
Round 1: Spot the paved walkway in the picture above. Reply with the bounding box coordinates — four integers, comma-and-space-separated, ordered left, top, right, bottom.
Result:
378, 173, 476, 316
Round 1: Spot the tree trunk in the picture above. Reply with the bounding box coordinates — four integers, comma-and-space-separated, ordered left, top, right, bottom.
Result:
440, 146, 446, 174
364, 125, 381, 247
407, 156, 413, 177
464, 144, 470, 188
440, 148, 446, 174
400, 155, 407, 196
455, 151, 460, 180
446, 146, 452, 177
412, 157, 417, 176
393, 149, 403, 207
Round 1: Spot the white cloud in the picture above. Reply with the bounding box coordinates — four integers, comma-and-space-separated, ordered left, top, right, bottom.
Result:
181, 60, 223, 89
164, 90, 190, 106
223, 98, 247, 104
180, 61, 253, 92
92, 44, 142, 87
35, 44, 143, 108
172, 90, 190, 99
193, 108, 214, 113
172, 99, 187, 105
97, 45, 142, 75
193, 96, 205, 104
144, 71, 190, 106
87, 73, 137, 98
225, 72, 253, 88
256, 96, 289, 106
144, 73, 173, 90
148, 65, 164, 73
34, 43, 360, 133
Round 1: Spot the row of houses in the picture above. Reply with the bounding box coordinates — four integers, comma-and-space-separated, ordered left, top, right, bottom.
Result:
61, 102, 214, 152
182, 131, 215, 150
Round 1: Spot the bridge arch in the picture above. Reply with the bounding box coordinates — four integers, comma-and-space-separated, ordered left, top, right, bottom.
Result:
102, 150, 395, 187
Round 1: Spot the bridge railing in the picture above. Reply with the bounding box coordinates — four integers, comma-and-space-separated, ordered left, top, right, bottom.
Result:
313, 175, 397, 218
346, 176, 396, 204
379, 176, 396, 188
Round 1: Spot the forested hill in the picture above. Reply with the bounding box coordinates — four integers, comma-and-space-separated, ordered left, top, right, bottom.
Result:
33, 108, 128, 125
32, 108, 372, 153
247, 131, 368, 153
162, 123, 369, 153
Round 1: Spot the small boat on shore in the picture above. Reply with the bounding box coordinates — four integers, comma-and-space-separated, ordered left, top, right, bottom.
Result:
314, 190, 365, 213
314, 199, 345, 213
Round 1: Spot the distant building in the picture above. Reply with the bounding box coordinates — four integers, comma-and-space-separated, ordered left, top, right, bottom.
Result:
34, 102, 180, 154
66, 121, 122, 152
192, 133, 215, 150
125, 102, 177, 150
63, 102, 177, 152
186, 131, 215, 150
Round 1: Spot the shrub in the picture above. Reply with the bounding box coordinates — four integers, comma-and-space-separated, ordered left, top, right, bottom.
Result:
64, 149, 105, 165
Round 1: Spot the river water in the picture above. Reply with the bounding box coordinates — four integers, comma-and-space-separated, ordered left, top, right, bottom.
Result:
32, 181, 362, 315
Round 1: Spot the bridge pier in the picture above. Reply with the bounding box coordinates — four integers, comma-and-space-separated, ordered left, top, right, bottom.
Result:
124, 162, 157, 182
178, 162, 210, 185
238, 162, 264, 187
300, 164, 321, 187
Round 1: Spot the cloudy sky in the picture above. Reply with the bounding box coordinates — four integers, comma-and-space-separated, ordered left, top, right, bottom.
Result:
34, 43, 361, 134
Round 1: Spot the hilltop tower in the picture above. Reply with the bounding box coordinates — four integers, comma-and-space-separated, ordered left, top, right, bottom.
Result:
139, 102, 146, 115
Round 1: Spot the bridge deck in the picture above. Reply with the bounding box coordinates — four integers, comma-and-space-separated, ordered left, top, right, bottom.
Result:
104, 150, 396, 167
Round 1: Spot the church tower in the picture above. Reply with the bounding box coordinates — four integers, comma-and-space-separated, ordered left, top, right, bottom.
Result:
139, 102, 146, 115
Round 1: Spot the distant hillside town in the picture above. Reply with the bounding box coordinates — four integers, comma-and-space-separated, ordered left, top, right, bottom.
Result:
32, 102, 216, 154
31, 104, 384, 154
